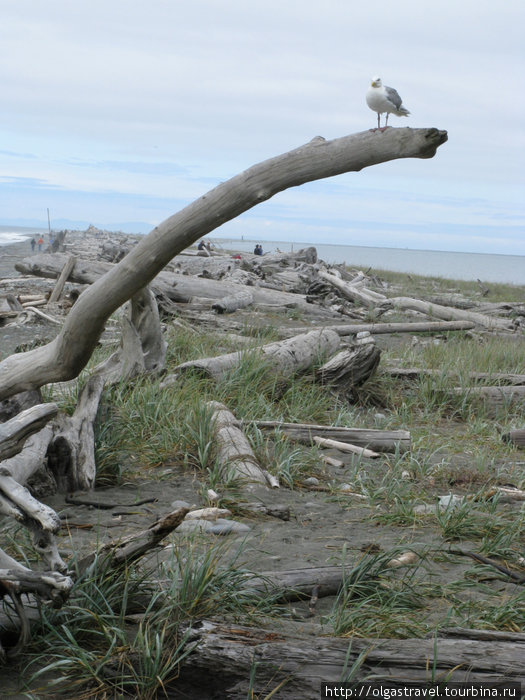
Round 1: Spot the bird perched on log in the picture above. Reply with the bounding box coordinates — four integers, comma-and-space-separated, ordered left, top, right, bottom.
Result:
366, 76, 410, 130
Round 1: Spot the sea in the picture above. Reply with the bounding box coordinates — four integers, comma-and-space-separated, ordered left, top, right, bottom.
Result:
1, 226, 524, 286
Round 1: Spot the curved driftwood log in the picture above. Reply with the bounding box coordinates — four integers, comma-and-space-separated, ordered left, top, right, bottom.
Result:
0, 404, 58, 461
0, 127, 447, 401
316, 343, 381, 395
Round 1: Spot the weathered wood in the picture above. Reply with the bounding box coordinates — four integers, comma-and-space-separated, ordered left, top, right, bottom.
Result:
48, 255, 77, 303
450, 385, 525, 412
316, 343, 381, 393
386, 368, 525, 385
0, 404, 58, 461
318, 270, 386, 306
77, 506, 189, 574
207, 401, 271, 486
0, 127, 447, 401
212, 289, 254, 314
279, 320, 476, 338
382, 296, 515, 331
313, 435, 380, 459
239, 421, 410, 453
502, 428, 525, 448
175, 329, 341, 381
178, 621, 525, 697
47, 374, 105, 491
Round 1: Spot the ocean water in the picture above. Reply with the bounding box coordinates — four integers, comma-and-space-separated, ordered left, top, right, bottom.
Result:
1, 227, 523, 286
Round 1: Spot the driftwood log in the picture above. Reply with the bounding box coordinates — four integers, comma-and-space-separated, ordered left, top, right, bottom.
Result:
240, 421, 410, 453
177, 621, 525, 698
278, 320, 476, 338
0, 404, 58, 461
0, 127, 447, 402
175, 329, 341, 381
207, 401, 276, 487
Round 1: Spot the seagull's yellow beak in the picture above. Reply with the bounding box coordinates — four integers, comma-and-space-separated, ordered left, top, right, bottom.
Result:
371, 80, 379, 87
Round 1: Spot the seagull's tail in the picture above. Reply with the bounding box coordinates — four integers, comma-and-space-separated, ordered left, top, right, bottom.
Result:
396, 107, 411, 117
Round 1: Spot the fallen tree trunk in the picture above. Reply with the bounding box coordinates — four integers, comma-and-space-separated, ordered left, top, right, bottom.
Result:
177, 621, 525, 697
175, 329, 341, 381
381, 296, 515, 331
207, 401, 274, 486
0, 127, 447, 401
212, 289, 254, 314
451, 385, 525, 412
386, 368, 525, 385
239, 421, 410, 453
279, 320, 476, 338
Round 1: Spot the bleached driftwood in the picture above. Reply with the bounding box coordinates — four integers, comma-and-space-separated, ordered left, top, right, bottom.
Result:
207, 401, 273, 486
240, 421, 410, 453
278, 320, 476, 338
175, 329, 341, 381
313, 435, 380, 459
450, 385, 525, 413
381, 296, 515, 331
48, 374, 105, 491
211, 289, 254, 314
0, 404, 58, 461
48, 255, 77, 303
318, 270, 386, 307
1, 127, 447, 402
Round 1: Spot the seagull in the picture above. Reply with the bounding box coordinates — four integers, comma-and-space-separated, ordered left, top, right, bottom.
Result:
366, 76, 410, 130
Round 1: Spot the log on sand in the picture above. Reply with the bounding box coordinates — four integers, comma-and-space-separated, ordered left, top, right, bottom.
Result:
278, 320, 476, 338
176, 621, 525, 697
207, 401, 274, 486
240, 421, 410, 453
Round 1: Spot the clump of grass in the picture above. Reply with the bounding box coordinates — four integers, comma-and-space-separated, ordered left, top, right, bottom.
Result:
324, 547, 428, 638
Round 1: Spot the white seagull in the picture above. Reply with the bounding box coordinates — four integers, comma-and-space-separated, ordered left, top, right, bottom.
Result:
366, 76, 410, 130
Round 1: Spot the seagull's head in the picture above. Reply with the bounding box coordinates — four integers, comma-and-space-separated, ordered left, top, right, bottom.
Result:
370, 77, 382, 88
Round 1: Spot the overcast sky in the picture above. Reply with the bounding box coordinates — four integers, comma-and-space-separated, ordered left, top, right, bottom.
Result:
1, 0, 524, 254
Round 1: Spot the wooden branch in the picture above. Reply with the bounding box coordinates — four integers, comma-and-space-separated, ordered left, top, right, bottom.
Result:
77, 506, 189, 574
0, 404, 58, 461
0, 127, 447, 401
48, 255, 76, 303
313, 436, 380, 458
318, 270, 386, 306
279, 320, 476, 338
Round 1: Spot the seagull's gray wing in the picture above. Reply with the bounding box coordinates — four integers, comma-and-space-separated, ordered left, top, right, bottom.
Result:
385, 85, 403, 109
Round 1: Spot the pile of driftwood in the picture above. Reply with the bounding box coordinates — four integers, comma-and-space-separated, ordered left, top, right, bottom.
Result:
1, 129, 524, 685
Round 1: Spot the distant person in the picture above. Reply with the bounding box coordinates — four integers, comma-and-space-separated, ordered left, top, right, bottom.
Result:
205, 240, 213, 251
30, 238, 36, 252
37, 236, 44, 252
254, 244, 263, 255
197, 240, 206, 250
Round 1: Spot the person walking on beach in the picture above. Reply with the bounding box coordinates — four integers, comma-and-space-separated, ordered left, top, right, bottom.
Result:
30, 238, 36, 252
37, 236, 44, 252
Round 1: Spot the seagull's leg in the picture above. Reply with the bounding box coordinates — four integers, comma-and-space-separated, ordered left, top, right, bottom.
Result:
385, 113, 389, 126
377, 113, 380, 129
